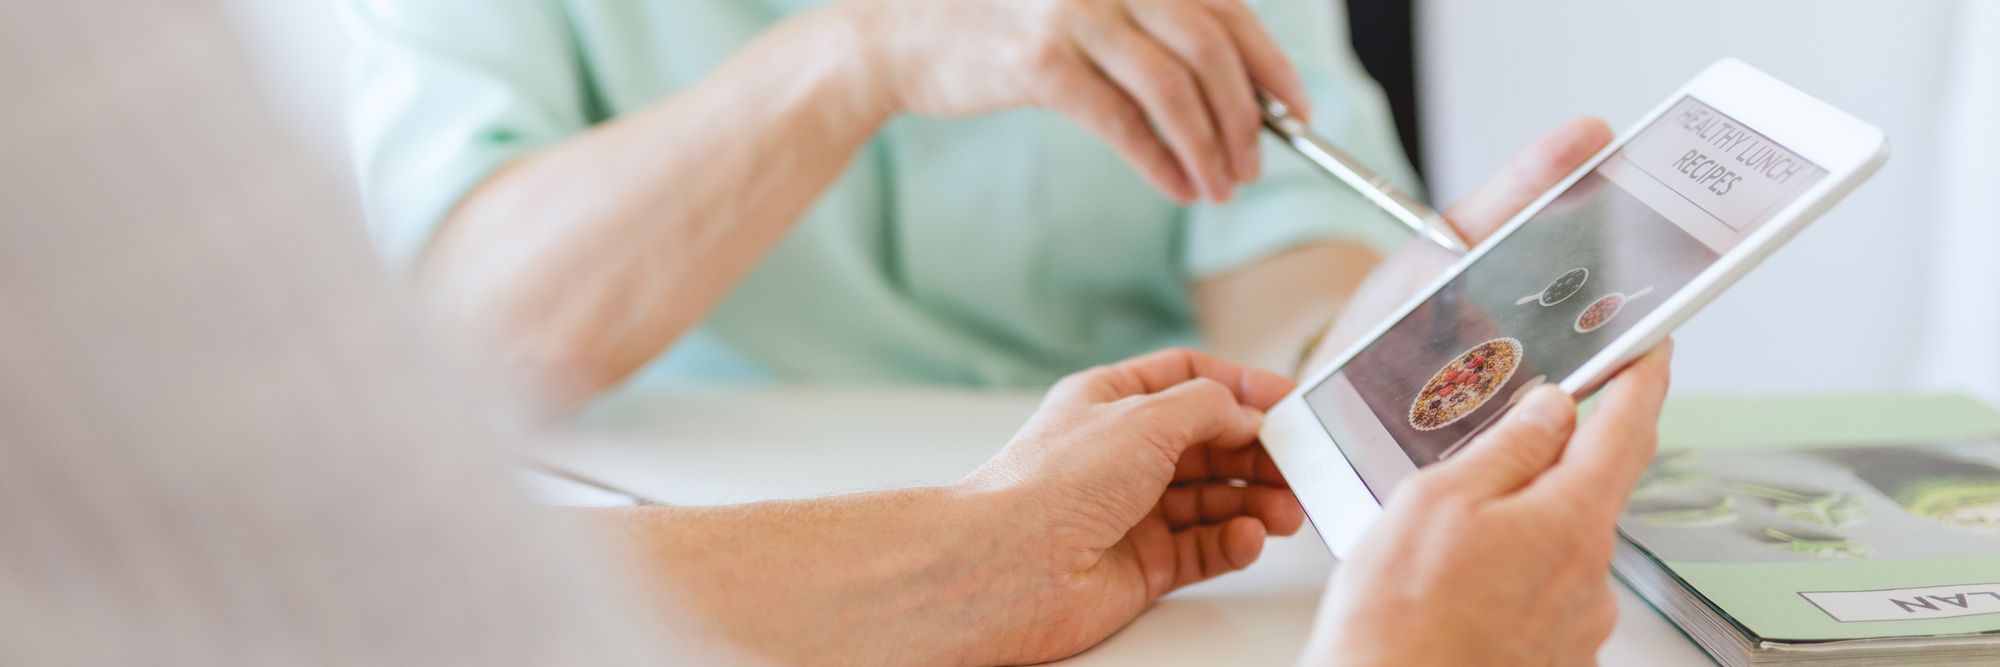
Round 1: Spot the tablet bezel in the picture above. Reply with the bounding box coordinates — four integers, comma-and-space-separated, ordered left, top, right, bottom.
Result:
1260, 58, 1889, 557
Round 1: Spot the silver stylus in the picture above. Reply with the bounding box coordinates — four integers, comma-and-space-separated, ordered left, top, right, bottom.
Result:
1257, 91, 1470, 254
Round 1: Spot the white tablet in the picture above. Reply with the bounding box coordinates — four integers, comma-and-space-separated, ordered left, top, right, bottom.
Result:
1260, 58, 1887, 557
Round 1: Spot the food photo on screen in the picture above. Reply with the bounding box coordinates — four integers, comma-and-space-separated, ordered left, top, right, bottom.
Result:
1302, 98, 1832, 495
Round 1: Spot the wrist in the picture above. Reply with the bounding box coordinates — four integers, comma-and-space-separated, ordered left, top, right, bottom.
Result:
814, 0, 903, 122
933, 482, 1049, 666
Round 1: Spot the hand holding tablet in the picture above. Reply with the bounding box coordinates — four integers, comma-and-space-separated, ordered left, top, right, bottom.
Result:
1301, 344, 1673, 667
1263, 59, 1888, 557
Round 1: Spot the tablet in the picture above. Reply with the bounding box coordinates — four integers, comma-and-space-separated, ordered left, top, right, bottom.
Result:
1259, 58, 1888, 557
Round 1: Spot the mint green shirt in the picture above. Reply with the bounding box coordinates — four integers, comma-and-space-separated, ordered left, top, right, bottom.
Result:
344, 0, 1417, 388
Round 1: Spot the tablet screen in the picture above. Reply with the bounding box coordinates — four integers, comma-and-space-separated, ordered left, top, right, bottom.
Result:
1304, 97, 1828, 498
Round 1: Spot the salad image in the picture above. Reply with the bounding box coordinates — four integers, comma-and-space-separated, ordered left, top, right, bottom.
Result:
1763, 527, 1873, 559
1725, 481, 1870, 527
1827, 447, 2000, 532
1633, 451, 1710, 498
1618, 440, 2000, 565
1633, 496, 1739, 527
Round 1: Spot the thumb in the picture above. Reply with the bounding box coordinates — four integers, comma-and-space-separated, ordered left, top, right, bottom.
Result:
1430, 385, 1576, 497
1444, 117, 1613, 243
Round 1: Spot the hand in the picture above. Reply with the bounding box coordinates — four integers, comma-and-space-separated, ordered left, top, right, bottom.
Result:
1300, 342, 1673, 667
839, 0, 1313, 204
958, 348, 1306, 663
1298, 117, 1616, 374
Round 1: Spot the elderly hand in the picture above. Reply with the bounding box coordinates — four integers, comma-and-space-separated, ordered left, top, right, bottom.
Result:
958, 347, 1305, 664
1298, 117, 1616, 374
839, 0, 1312, 204
1300, 342, 1672, 667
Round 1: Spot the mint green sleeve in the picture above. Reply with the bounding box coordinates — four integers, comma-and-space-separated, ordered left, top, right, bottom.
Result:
1181, 0, 1419, 278
342, 0, 592, 268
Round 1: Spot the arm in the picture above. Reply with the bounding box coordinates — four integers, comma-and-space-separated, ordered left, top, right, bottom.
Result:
604, 489, 1006, 666
1194, 240, 1381, 375
423, 7, 890, 407
602, 349, 1305, 666
383, 0, 1320, 409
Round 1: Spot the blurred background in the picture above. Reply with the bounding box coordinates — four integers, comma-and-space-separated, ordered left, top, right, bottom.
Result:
228, 0, 2000, 402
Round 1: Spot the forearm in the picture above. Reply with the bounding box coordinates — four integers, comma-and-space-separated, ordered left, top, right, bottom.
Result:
423, 5, 891, 407
602, 487, 1031, 667
1194, 241, 1381, 376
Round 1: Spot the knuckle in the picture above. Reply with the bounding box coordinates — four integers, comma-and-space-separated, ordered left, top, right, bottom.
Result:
1052, 363, 1121, 399
1187, 34, 1229, 64
1047, 374, 1088, 399
1141, 64, 1196, 106
1025, 41, 1070, 78
1488, 436, 1542, 472
1227, 103, 1262, 136
1055, 366, 1107, 393
1185, 376, 1234, 402
1397, 474, 1457, 508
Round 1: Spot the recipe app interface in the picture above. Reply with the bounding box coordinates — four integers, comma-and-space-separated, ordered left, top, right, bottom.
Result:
1307, 97, 1827, 498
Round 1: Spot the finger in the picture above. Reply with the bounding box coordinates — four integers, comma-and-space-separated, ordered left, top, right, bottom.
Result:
1425, 384, 1577, 498
1063, 347, 1295, 408
1159, 482, 1305, 535
1071, 8, 1233, 201
1443, 117, 1613, 243
1040, 55, 1197, 203
1125, 377, 1265, 457
1174, 440, 1289, 487
1125, 0, 1262, 183
1196, 0, 1311, 122
1531, 341, 1674, 517
1169, 515, 1266, 590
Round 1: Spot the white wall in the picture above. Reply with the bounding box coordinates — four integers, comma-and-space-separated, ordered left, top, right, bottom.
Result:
1419, 0, 1966, 396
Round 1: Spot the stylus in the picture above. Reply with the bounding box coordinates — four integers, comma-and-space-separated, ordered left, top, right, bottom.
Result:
1256, 91, 1471, 254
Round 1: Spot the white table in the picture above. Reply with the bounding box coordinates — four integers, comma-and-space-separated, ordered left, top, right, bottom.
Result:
529, 386, 1712, 665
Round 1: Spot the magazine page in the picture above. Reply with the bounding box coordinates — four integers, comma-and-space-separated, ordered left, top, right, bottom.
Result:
1620, 434, 2000, 642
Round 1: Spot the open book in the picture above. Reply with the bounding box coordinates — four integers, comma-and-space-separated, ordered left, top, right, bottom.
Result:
1614, 400, 2000, 666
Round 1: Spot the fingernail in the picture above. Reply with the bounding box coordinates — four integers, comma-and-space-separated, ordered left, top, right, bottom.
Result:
1515, 385, 1572, 434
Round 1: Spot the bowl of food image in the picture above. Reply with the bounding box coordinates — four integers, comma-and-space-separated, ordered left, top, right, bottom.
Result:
1409, 338, 1523, 432
1516, 267, 1589, 307
1574, 287, 1654, 334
